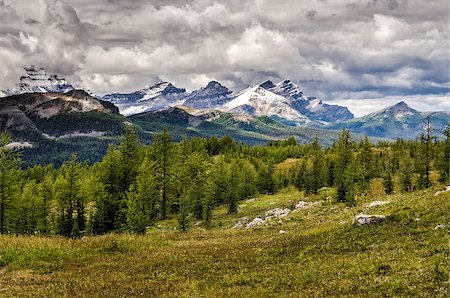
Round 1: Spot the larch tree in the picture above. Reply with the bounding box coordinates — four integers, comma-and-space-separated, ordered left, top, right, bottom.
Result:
0, 133, 21, 234
154, 128, 173, 219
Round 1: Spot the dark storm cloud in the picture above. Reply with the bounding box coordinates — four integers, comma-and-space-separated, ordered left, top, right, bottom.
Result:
0, 0, 448, 115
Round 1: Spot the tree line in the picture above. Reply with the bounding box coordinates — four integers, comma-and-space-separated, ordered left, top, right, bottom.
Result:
0, 124, 449, 237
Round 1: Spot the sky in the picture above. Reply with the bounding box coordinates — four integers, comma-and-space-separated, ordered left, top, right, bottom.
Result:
0, 0, 448, 116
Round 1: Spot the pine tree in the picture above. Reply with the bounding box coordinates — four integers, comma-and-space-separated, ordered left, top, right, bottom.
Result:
437, 124, 450, 184
154, 128, 173, 219
54, 155, 82, 237
126, 158, 159, 233
384, 163, 394, 195
36, 174, 53, 234
399, 155, 413, 193
309, 138, 325, 194
356, 137, 373, 192
257, 162, 276, 195
334, 130, 355, 204
294, 159, 307, 191
98, 146, 122, 232
0, 133, 21, 234
417, 116, 434, 188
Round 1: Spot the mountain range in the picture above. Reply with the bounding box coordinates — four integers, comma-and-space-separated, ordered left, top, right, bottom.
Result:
101, 78, 353, 124
0, 68, 448, 166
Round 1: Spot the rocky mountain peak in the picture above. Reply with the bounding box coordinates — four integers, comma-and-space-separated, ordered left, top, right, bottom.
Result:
3, 67, 74, 96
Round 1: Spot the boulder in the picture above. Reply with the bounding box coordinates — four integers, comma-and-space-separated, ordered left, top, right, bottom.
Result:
434, 186, 450, 196
239, 217, 250, 224
273, 208, 291, 218
353, 214, 386, 226
245, 217, 265, 229
279, 230, 287, 234
434, 224, 446, 230
232, 222, 243, 229
367, 201, 391, 208
295, 201, 308, 209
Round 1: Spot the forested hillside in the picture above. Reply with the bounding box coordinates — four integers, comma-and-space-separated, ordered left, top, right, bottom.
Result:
0, 124, 449, 237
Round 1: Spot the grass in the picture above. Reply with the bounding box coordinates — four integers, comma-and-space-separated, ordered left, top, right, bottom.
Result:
0, 187, 448, 297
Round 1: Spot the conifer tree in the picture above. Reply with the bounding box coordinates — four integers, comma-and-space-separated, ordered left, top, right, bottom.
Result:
334, 130, 355, 204
36, 174, 53, 234
154, 128, 173, 219
308, 138, 325, 194
0, 133, 21, 234
399, 155, 413, 192
437, 124, 450, 184
257, 162, 276, 195
294, 159, 307, 191
54, 155, 83, 237
126, 158, 160, 233
98, 146, 122, 231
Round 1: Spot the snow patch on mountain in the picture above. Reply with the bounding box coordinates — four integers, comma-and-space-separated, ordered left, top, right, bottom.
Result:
1, 67, 74, 96
262, 80, 354, 122
103, 82, 187, 116
222, 85, 310, 124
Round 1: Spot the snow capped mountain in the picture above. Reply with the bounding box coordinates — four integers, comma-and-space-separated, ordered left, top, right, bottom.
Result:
269, 79, 304, 100
1, 67, 74, 97
221, 84, 310, 124
183, 81, 233, 109
102, 82, 187, 116
262, 79, 354, 122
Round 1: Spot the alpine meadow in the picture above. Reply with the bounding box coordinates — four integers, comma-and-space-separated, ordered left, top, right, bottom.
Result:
0, 0, 449, 297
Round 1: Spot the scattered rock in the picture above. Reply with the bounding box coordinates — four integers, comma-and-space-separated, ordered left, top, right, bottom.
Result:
367, 201, 391, 208
265, 210, 274, 216
273, 208, 291, 218
279, 230, 287, 234
278, 220, 283, 225
295, 201, 308, 209
269, 202, 276, 205
353, 214, 386, 226
434, 186, 450, 196
193, 221, 202, 226
240, 217, 250, 224
245, 217, 265, 229
246, 198, 258, 203
232, 222, 243, 229
415, 218, 421, 221
264, 208, 291, 220
310, 201, 323, 206
434, 224, 446, 230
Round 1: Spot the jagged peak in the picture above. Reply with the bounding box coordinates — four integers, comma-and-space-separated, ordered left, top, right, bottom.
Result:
145, 81, 186, 95
205, 81, 224, 89
259, 80, 276, 90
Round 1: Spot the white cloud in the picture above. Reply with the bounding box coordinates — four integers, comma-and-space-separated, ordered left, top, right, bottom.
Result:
0, 0, 448, 113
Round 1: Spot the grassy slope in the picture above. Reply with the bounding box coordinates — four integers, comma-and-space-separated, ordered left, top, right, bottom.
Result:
0, 187, 448, 297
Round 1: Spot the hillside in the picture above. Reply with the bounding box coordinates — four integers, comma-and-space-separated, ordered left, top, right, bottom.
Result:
128, 106, 342, 145
0, 186, 448, 297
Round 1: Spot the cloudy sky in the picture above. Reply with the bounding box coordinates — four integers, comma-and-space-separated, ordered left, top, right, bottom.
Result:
0, 0, 448, 116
